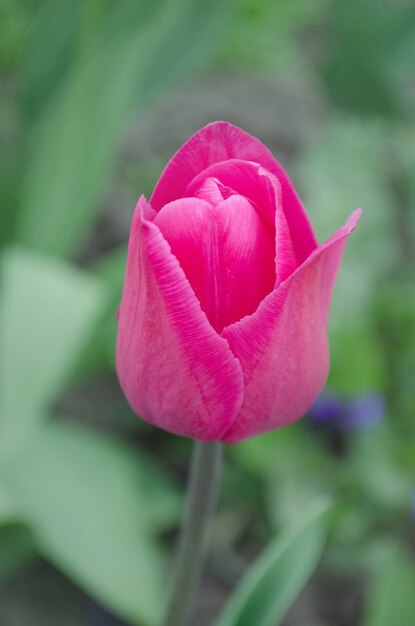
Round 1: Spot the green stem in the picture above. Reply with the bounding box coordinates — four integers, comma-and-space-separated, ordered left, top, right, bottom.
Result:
162, 441, 223, 626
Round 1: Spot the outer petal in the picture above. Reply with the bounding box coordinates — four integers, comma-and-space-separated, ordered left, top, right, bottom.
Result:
220, 209, 362, 444
150, 121, 318, 263
116, 196, 244, 442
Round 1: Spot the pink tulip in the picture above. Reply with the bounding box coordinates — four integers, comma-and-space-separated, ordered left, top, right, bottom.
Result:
116, 122, 361, 443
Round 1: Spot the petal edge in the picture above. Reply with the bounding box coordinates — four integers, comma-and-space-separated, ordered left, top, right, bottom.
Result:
116, 196, 244, 441
220, 209, 362, 443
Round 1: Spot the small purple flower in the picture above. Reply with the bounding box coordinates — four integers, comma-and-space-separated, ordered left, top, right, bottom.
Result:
309, 390, 346, 425
341, 392, 385, 431
309, 389, 385, 432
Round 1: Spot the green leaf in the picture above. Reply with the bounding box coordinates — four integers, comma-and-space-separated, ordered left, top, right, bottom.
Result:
0, 523, 36, 584
134, 0, 231, 107
363, 545, 415, 626
0, 248, 104, 450
80, 245, 127, 373
215, 501, 331, 626
17, 0, 230, 257
19, 0, 81, 120
0, 477, 34, 584
4, 420, 170, 625
0, 477, 19, 524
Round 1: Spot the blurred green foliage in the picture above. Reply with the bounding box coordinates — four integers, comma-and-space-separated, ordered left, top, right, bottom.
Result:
320, 0, 415, 118
214, 0, 324, 74
0, 0, 415, 624
215, 501, 331, 626
363, 546, 415, 626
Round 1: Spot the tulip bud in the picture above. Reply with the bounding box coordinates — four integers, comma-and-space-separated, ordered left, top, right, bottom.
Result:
116, 122, 361, 443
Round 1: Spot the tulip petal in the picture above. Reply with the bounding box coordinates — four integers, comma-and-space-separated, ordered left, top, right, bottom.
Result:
192, 177, 234, 204
187, 159, 298, 286
186, 159, 278, 233
274, 183, 298, 285
220, 209, 362, 444
154, 195, 275, 333
150, 121, 318, 263
116, 196, 244, 441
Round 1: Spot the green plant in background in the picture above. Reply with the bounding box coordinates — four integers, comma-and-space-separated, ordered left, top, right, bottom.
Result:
214, 0, 324, 75
0, 247, 180, 624
319, 0, 415, 119
363, 545, 415, 626
11, 0, 229, 257
215, 502, 331, 626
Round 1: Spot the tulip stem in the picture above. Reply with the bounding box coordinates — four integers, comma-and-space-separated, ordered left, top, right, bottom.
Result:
162, 441, 223, 626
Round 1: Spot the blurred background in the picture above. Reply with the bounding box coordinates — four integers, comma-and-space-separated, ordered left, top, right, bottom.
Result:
0, 0, 414, 624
